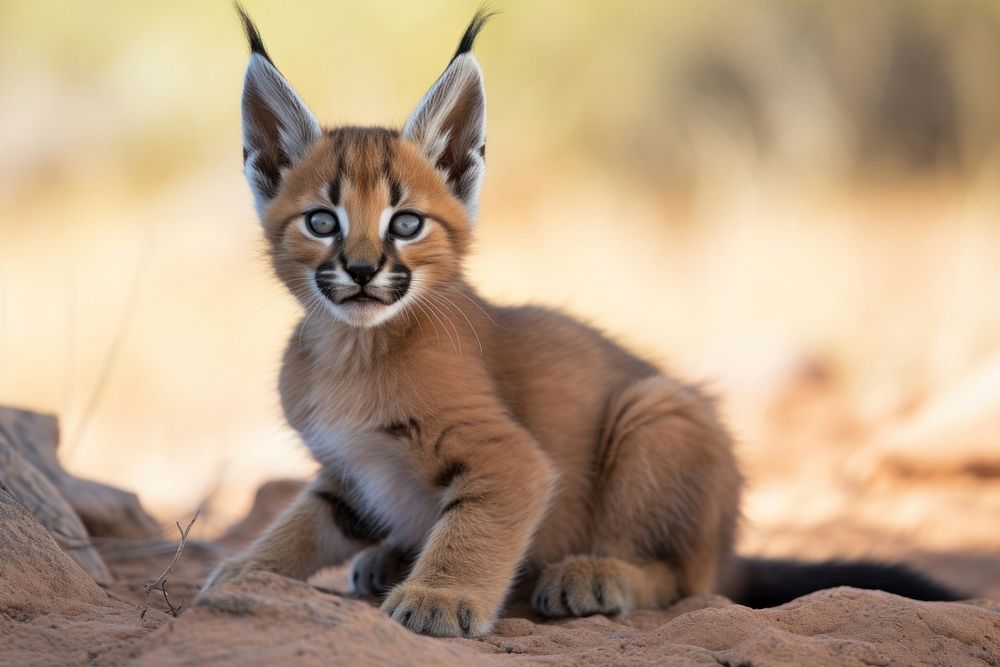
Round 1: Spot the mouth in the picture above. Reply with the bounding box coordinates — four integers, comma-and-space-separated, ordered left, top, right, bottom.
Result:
339, 290, 388, 305
318, 284, 407, 329
311, 267, 411, 327
314, 277, 390, 307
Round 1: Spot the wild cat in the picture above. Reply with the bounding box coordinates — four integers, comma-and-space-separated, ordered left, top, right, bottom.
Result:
202, 7, 959, 637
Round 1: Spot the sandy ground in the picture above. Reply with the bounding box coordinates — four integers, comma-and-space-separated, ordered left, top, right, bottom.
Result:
2, 475, 999, 667
1, 348, 999, 666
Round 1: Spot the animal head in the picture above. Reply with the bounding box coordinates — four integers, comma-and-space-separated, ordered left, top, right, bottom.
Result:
238, 6, 491, 328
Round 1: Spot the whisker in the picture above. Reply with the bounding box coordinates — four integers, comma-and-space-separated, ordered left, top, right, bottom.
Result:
415, 291, 457, 354
447, 285, 499, 327
409, 292, 443, 348
297, 289, 327, 349
410, 280, 458, 354
415, 279, 464, 356
400, 299, 427, 341
423, 287, 483, 357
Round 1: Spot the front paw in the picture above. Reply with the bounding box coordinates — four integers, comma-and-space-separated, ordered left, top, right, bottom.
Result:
381, 582, 494, 637
349, 544, 414, 598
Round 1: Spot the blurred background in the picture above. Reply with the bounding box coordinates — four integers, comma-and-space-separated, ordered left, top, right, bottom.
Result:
1, 1, 998, 595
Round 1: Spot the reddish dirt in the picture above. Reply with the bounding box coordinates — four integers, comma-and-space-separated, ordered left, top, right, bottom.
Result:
2, 478, 999, 667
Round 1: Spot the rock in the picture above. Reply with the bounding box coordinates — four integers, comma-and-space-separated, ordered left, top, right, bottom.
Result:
0, 407, 160, 540
0, 406, 164, 587
0, 410, 113, 586
134, 572, 499, 666
0, 481, 167, 666
658, 588, 1000, 667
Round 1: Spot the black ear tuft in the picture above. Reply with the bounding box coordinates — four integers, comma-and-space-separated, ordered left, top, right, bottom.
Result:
452, 6, 497, 62
237, 2, 320, 219
235, 3, 274, 65
405, 9, 491, 221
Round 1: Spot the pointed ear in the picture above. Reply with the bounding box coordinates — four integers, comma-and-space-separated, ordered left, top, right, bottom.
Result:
237, 6, 321, 219
403, 11, 493, 221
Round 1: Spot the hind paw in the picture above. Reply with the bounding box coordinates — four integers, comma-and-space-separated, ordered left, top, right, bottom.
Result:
531, 556, 634, 618
348, 544, 414, 598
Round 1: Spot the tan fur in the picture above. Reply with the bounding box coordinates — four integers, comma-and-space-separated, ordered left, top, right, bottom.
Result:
205, 11, 742, 638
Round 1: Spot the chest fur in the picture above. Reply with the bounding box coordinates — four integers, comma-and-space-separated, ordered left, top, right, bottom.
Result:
303, 422, 442, 548
280, 328, 448, 547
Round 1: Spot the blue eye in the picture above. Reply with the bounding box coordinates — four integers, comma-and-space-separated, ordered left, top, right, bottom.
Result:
389, 212, 423, 239
306, 209, 340, 237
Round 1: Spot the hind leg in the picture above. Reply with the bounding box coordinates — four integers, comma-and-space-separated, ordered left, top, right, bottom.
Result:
533, 376, 741, 617
532, 555, 677, 617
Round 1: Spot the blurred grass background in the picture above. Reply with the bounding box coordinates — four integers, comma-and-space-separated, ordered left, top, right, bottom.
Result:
1, 0, 998, 587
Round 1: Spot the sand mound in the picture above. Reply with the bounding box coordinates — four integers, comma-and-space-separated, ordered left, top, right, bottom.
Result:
147, 576, 994, 666
2, 479, 998, 667
1, 406, 998, 666
0, 482, 168, 666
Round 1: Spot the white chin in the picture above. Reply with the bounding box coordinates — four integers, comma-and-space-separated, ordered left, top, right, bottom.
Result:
327, 299, 405, 328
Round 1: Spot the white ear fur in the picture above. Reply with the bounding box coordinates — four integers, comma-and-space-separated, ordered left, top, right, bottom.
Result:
403, 53, 487, 221
242, 53, 321, 219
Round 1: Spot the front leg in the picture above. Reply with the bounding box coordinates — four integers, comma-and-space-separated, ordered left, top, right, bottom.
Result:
201, 473, 383, 593
381, 415, 554, 637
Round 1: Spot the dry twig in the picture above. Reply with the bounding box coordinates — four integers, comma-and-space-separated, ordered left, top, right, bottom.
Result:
140, 509, 200, 619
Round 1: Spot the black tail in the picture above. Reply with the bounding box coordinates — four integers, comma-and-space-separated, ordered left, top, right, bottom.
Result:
730, 558, 965, 608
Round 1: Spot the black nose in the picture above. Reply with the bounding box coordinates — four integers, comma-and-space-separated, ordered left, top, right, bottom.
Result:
345, 263, 377, 286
